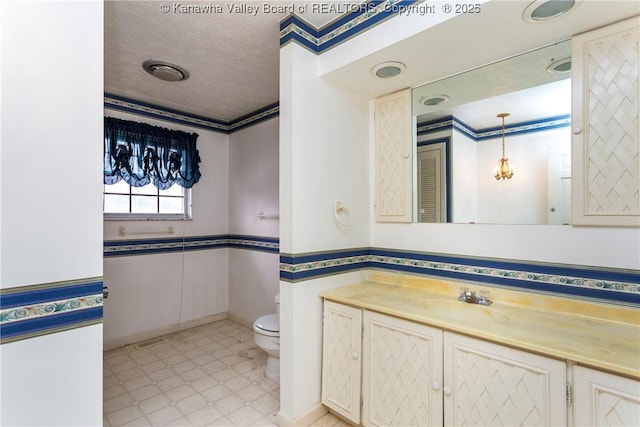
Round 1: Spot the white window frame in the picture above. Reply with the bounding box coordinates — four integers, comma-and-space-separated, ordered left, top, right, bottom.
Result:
103, 183, 192, 221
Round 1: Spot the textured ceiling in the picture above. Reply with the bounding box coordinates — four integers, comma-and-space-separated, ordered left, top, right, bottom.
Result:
106, 1, 639, 124
104, 1, 350, 122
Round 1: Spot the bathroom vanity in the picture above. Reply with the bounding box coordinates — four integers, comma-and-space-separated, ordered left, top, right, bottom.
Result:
320, 271, 640, 427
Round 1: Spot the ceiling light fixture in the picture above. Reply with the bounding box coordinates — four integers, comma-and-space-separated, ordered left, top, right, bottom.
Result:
546, 57, 571, 73
494, 113, 514, 181
523, 0, 578, 23
421, 94, 450, 106
142, 60, 190, 82
371, 61, 406, 79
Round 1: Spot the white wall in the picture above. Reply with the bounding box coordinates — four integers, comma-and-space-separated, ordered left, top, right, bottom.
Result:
278, 42, 370, 423
451, 130, 477, 223
228, 118, 280, 325
1, 2, 103, 287
0, 1, 103, 425
103, 109, 230, 347
1, 325, 103, 425
476, 127, 570, 224
279, 44, 370, 255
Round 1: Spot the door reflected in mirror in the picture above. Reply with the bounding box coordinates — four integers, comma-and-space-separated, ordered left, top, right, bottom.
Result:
413, 40, 572, 225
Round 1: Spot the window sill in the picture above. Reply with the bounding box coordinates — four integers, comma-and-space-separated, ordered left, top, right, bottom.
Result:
104, 214, 192, 221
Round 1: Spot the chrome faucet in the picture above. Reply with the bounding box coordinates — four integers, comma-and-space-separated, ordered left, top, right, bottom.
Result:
458, 288, 492, 306
458, 288, 478, 304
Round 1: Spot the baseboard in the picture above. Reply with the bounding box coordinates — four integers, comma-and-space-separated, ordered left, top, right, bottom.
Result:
277, 404, 327, 427
104, 312, 228, 351
227, 313, 254, 329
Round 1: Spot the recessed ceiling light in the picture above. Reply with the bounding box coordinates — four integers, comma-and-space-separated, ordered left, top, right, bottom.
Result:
371, 61, 407, 79
421, 95, 450, 106
546, 57, 571, 73
523, 0, 578, 23
142, 60, 190, 82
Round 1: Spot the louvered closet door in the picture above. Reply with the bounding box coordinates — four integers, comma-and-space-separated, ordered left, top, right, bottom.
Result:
417, 144, 445, 223
362, 311, 443, 427
573, 365, 640, 427
321, 301, 362, 424
444, 332, 566, 427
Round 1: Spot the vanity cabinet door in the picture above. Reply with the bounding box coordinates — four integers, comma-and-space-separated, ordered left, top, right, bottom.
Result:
573, 365, 640, 427
443, 332, 566, 427
571, 16, 640, 226
362, 310, 443, 427
321, 300, 362, 424
374, 88, 413, 223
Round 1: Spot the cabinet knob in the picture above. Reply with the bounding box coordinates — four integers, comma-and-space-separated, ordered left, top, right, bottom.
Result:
431, 381, 440, 391
352, 352, 359, 360
443, 385, 451, 395
572, 127, 582, 135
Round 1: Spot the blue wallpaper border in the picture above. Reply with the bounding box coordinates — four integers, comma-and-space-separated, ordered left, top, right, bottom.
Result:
1, 307, 103, 344
280, 248, 640, 305
417, 115, 572, 141
104, 234, 280, 257
280, 0, 422, 54
104, 93, 279, 134
0, 278, 104, 344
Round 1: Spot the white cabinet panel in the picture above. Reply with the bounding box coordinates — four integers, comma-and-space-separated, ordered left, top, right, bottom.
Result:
362, 311, 443, 426
572, 16, 640, 226
322, 301, 570, 427
444, 332, 566, 427
574, 365, 640, 427
375, 89, 413, 223
321, 301, 362, 424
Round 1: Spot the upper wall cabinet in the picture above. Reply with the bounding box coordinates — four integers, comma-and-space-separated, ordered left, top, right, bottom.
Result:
572, 16, 640, 227
375, 89, 413, 223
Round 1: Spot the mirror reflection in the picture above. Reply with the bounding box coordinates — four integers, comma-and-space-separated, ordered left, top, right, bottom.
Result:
412, 40, 572, 225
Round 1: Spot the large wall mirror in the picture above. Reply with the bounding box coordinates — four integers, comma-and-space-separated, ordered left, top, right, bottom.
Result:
412, 40, 572, 225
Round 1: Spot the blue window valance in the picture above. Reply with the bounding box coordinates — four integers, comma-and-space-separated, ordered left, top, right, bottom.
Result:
104, 117, 201, 190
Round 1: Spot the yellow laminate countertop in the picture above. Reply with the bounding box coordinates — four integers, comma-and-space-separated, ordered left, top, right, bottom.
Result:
320, 272, 640, 380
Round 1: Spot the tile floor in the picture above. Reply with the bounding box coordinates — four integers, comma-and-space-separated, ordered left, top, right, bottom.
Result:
103, 319, 350, 427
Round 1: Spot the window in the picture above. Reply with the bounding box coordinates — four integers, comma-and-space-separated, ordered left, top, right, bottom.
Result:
103, 117, 200, 220
104, 181, 191, 219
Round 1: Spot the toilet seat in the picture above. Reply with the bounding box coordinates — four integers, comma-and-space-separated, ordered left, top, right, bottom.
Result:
253, 314, 279, 337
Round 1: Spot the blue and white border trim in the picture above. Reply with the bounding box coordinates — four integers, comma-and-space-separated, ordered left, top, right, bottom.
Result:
228, 235, 280, 253
417, 115, 572, 141
280, 0, 422, 53
104, 235, 279, 257
280, 248, 640, 305
105, 93, 279, 134
0, 277, 104, 344
228, 103, 280, 133
280, 248, 371, 281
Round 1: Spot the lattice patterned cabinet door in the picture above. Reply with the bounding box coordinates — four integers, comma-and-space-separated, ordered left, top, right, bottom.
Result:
362, 311, 443, 427
321, 301, 362, 424
572, 17, 640, 226
574, 365, 640, 427
444, 332, 566, 427
375, 88, 413, 223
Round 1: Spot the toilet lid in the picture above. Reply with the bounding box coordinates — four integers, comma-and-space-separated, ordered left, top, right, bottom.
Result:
254, 314, 279, 333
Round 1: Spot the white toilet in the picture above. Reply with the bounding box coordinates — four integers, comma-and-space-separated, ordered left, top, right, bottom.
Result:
253, 294, 280, 382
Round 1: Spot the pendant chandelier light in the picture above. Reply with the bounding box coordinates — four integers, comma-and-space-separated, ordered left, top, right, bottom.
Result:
494, 113, 514, 180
